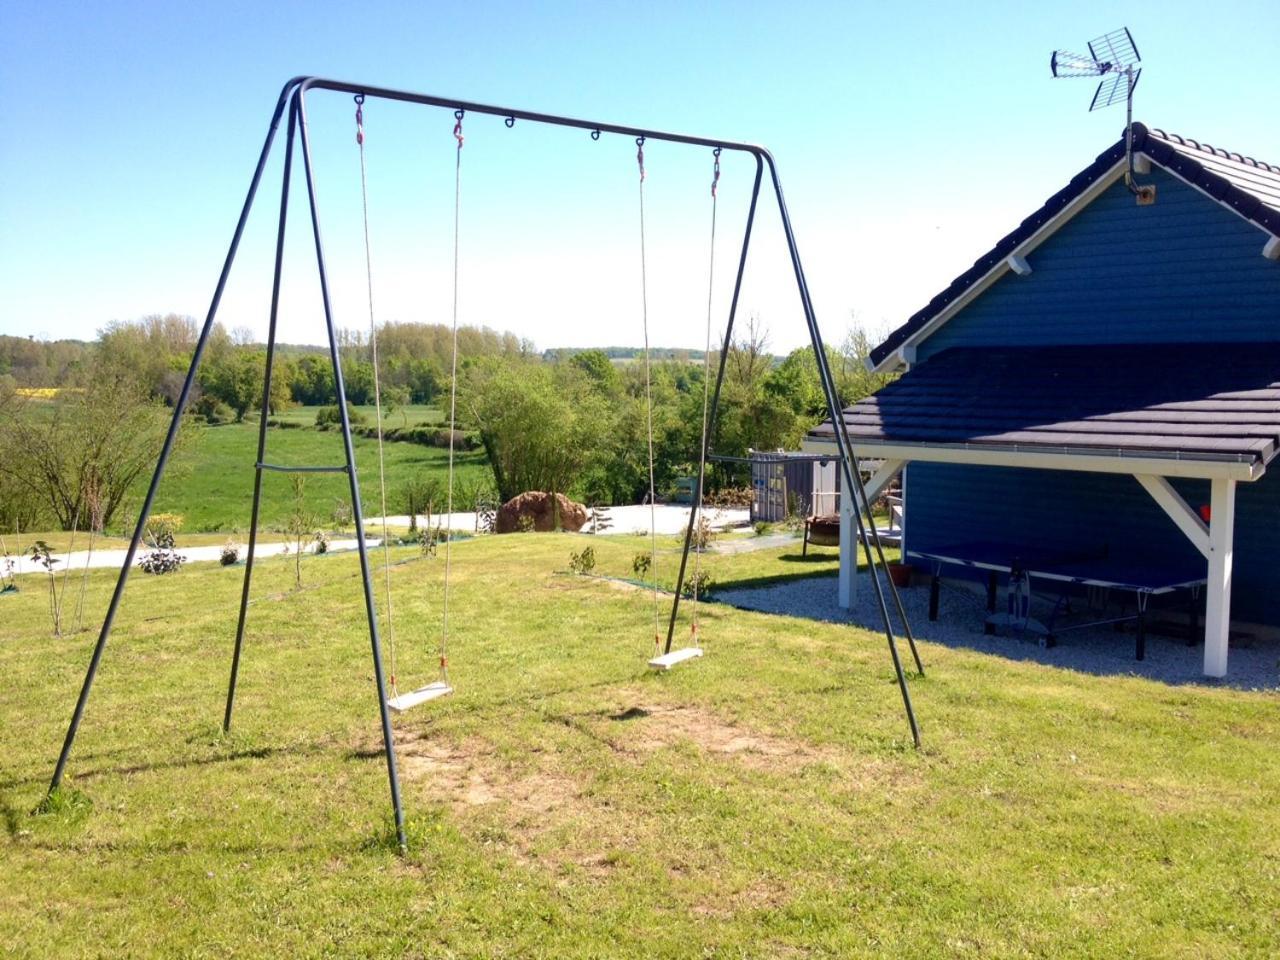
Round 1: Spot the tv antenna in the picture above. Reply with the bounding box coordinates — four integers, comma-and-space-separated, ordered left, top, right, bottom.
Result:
1050, 27, 1154, 203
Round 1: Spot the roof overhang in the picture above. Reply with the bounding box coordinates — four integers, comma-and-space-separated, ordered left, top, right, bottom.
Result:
800, 435, 1263, 482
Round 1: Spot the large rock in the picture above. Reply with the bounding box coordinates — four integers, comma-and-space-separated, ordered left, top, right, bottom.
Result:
495, 491, 589, 534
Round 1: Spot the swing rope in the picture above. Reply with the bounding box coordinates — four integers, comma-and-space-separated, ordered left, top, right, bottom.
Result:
689, 148, 721, 637
636, 136, 660, 653
438, 109, 466, 686
353, 94, 401, 698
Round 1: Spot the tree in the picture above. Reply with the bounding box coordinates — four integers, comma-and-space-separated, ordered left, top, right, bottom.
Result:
382, 385, 410, 429
0, 379, 191, 531
200, 350, 261, 421
461, 358, 611, 503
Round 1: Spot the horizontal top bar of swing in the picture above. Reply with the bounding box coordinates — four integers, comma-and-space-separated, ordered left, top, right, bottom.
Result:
295, 77, 770, 156
256, 462, 349, 474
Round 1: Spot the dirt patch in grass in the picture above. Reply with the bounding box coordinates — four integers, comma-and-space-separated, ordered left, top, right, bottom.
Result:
591, 700, 834, 774
392, 732, 604, 870
396, 734, 577, 815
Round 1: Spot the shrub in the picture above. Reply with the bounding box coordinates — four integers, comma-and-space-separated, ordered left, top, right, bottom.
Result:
632, 552, 652, 578
587, 503, 612, 534
145, 513, 184, 549
313, 530, 330, 555
418, 526, 440, 558
330, 499, 352, 531
138, 548, 186, 575
753, 521, 771, 537
691, 516, 716, 552
194, 396, 236, 425
683, 569, 713, 599
314, 405, 368, 430
220, 541, 241, 566
705, 486, 753, 509
516, 515, 535, 533
568, 546, 596, 575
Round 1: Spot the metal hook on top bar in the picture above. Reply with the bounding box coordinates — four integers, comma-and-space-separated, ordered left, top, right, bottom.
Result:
453, 108, 464, 148
712, 147, 721, 197
636, 136, 646, 182
504, 115, 515, 128
354, 94, 365, 145
591, 128, 601, 141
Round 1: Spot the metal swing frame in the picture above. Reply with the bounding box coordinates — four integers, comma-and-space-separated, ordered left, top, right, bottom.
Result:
46, 76, 921, 854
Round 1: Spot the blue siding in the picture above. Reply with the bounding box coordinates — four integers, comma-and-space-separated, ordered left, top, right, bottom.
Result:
908, 166, 1280, 624
906, 463, 1280, 626
918, 167, 1280, 362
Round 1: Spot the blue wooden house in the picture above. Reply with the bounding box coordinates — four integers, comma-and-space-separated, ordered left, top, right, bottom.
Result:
805, 124, 1280, 677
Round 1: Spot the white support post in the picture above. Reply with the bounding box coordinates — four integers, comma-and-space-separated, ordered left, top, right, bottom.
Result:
1203, 478, 1236, 678
838, 489, 858, 609
837, 458, 904, 609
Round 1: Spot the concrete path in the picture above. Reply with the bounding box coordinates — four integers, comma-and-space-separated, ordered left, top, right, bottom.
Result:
7, 505, 753, 575
367, 504, 751, 537
7, 537, 377, 576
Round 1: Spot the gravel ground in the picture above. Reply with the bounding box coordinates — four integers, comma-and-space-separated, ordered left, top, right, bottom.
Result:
715, 573, 1280, 692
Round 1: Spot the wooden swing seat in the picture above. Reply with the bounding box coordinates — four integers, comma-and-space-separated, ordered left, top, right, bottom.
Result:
648, 647, 703, 671
387, 681, 453, 713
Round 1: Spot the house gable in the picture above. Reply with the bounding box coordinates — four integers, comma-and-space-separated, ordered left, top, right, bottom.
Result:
870, 124, 1280, 370
916, 165, 1280, 362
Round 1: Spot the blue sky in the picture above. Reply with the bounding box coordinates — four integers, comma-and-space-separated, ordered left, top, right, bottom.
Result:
1, 1, 1276, 352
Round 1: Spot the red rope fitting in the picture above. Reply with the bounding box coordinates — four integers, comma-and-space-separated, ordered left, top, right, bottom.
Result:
440, 655, 448, 669
636, 137, 646, 183
453, 109, 464, 149
389, 673, 396, 687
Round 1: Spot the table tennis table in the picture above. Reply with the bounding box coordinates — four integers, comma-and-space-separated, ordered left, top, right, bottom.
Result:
907, 540, 1207, 660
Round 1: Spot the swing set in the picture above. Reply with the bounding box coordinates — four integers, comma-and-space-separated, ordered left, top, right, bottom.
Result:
45, 77, 923, 853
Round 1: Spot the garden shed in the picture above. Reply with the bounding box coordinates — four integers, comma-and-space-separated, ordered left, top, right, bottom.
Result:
803, 123, 1280, 677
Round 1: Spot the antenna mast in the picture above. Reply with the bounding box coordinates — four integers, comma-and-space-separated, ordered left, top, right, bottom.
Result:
1051, 27, 1154, 204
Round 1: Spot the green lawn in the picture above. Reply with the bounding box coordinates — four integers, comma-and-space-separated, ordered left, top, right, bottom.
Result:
149, 414, 488, 533
269, 403, 447, 430
2, 535, 1277, 957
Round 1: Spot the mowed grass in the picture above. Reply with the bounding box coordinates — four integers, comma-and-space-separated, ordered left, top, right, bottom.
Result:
269, 403, 446, 430
2, 534, 1278, 958
12, 401, 483, 536
150, 413, 488, 532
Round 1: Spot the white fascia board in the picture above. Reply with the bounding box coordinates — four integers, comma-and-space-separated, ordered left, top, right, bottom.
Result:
801, 435, 1261, 482
869, 159, 1130, 375
1263, 235, 1280, 261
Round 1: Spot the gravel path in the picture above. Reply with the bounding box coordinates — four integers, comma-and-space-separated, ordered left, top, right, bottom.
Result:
715, 573, 1280, 692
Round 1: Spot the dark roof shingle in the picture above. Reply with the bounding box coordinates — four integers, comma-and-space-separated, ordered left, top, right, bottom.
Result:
811, 343, 1280, 465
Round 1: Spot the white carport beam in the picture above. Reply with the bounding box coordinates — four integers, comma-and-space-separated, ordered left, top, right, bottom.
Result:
1203, 478, 1236, 678
855, 459, 905, 508
1133, 474, 1210, 559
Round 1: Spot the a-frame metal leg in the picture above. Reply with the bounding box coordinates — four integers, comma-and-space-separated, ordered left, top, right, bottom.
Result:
224, 98, 298, 733
295, 88, 407, 852
47, 80, 302, 796
761, 153, 922, 747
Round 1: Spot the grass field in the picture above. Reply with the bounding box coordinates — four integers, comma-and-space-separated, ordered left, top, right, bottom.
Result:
148, 411, 488, 533
2, 533, 1278, 957
9, 401, 486, 537
269, 403, 447, 430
